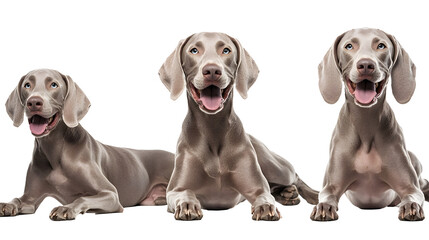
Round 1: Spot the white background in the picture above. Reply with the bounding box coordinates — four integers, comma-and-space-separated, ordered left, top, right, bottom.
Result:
1, 0, 428, 239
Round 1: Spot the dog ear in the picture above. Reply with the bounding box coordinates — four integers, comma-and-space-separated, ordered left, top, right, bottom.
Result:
385, 33, 416, 104
318, 32, 345, 104
61, 73, 91, 128
229, 36, 259, 99
5, 75, 26, 127
159, 35, 194, 100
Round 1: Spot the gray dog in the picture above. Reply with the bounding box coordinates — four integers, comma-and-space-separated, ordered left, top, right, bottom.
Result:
159, 32, 318, 221
311, 28, 429, 221
0, 69, 174, 220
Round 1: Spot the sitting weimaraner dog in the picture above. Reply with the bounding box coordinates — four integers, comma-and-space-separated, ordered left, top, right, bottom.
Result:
0, 69, 174, 220
311, 28, 429, 221
159, 32, 318, 221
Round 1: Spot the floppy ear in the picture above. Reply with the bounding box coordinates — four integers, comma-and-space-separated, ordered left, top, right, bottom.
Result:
385, 33, 416, 104
229, 37, 259, 99
5, 75, 26, 127
158, 35, 193, 100
60, 73, 91, 128
318, 33, 345, 104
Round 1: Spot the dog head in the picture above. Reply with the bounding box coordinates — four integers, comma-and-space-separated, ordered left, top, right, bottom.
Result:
159, 32, 259, 114
5, 69, 90, 137
318, 28, 416, 107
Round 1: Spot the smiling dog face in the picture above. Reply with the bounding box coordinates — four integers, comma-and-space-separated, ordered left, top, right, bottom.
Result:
183, 33, 237, 114
159, 32, 259, 114
318, 28, 416, 107
6, 69, 90, 137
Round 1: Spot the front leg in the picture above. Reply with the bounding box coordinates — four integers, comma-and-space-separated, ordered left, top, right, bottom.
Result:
0, 197, 37, 217
381, 146, 425, 221
166, 151, 204, 221
49, 190, 123, 221
1, 164, 51, 217
49, 162, 123, 221
229, 150, 280, 221
310, 186, 341, 221
311, 150, 355, 221
166, 189, 203, 221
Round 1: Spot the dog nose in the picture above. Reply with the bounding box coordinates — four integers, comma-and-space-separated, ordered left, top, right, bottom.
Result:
27, 96, 44, 111
202, 64, 222, 81
357, 58, 375, 75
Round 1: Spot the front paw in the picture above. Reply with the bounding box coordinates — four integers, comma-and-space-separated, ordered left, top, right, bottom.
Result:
399, 202, 425, 221
50, 206, 78, 221
174, 201, 203, 221
310, 202, 338, 221
251, 203, 281, 221
0, 203, 18, 217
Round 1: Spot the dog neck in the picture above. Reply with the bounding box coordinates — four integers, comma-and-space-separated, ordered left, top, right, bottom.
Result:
185, 91, 240, 137
344, 91, 388, 144
34, 120, 87, 168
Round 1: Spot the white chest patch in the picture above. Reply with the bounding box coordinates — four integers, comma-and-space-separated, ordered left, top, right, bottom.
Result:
354, 147, 383, 174
47, 168, 68, 186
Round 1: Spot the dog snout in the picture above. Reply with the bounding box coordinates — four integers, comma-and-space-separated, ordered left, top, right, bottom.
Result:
202, 64, 222, 81
357, 58, 375, 75
27, 96, 44, 112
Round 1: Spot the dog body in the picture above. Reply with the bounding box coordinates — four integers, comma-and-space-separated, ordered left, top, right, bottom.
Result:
311, 28, 429, 221
0, 69, 174, 220
159, 32, 318, 220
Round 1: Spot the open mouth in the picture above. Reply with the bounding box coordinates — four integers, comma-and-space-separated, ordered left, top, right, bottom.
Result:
346, 78, 386, 107
28, 112, 60, 137
189, 83, 233, 114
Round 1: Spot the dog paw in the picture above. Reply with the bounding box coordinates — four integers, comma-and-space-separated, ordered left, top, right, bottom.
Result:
310, 202, 338, 221
0, 203, 18, 217
174, 201, 203, 221
398, 202, 425, 221
273, 185, 301, 206
251, 203, 281, 221
49, 206, 78, 221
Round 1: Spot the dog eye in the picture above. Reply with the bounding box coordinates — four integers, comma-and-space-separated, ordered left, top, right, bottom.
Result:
190, 48, 199, 54
222, 48, 231, 54
377, 43, 386, 49
24, 83, 31, 89
345, 44, 353, 50
50, 82, 58, 88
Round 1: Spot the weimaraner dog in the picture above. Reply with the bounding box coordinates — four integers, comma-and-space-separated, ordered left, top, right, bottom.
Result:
159, 32, 318, 221
0, 69, 174, 220
311, 28, 429, 221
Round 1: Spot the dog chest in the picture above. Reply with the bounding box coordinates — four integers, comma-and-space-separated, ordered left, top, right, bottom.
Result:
354, 147, 382, 174
47, 168, 68, 186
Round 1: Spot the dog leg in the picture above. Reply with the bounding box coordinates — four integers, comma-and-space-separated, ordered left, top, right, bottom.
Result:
49, 190, 123, 221
382, 150, 425, 221
0, 168, 51, 217
408, 151, 429, 202
167, 189, 203, 221
310, 186, 340, 221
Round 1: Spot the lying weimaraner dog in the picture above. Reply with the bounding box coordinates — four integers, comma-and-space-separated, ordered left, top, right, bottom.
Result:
0, 69, 174, 220
159, 32, 318, 221
311, 28, 429, 221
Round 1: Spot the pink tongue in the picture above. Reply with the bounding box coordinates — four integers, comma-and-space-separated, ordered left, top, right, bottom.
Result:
200, 86, 222, 111
355, 81, 376, 104
30, 123, 48, 135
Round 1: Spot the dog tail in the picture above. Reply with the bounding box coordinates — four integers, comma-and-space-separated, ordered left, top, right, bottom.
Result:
295, 175, 319, 205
